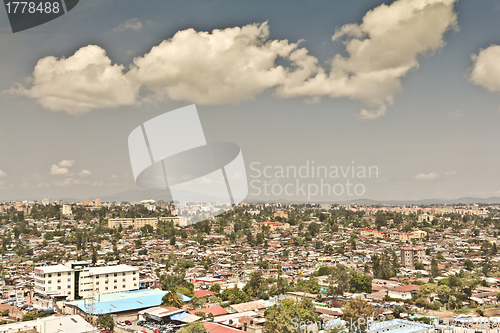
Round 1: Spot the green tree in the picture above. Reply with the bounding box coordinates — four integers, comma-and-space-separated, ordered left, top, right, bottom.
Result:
264, 298, 319, 333
96, 314, 114, 331
431, 258, 440, 277
209, 283, 221, 293
162, 288, 184, 308
327, 264, 350, 297
178, 321, 208, 333
342, 297, 375, 333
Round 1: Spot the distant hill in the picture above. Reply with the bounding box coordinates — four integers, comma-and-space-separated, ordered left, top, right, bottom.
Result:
98, 189, 500, 205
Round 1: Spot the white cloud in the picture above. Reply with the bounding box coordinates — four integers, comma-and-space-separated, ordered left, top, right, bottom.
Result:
444, 170, 458, 176
413, 172, 439, 180
21, 174, 49, 188
58, 159, 75, 168
277, 0, 458, 119
10, 45, 139, 114
449, 109, 464, 118
0, 170, 6, 178
50, 164, 70, 175
54, 177, 89, 187
91, 181, 104, 187
11, 0, 458, 119
50, 159, 76, 175
79, 169, 91, 177
129, 22, 303, 105
469, 45, 500, 94
113, 18, 142, 32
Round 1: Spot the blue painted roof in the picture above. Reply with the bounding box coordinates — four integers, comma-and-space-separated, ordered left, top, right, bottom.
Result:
171, 311, 190, 321
66, 289, 190, 315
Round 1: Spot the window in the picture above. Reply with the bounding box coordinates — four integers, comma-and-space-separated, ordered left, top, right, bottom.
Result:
105, 287, 108, 290
133, 277, 136, 281
122, 272, 125, 276
68, 272, 71, 276
96, 281, 99, 285
114, 286, 117, 289
48, 287, 52, 291
105, 280, 108, 284
57, 279, 61, 283
48, 280, 52, 284
133, 271, 136, 275
57, 273, 61, 277
114, 279, 117, 283
122, 278, 126, 282
57, 286, 61, 290
114, 273, 117, 277
105, 274, 108, 278
122, 284, 125, 288
67, 285, 71, 288
67, 278, 71, 282
48, 274, 52, 278
134, 283, 137, 287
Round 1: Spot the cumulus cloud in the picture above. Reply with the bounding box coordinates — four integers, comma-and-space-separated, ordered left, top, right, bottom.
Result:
413, 172, 439, 180
444, 170, 458, 176
129, 22, 303, 105
10, 45, 139, 114
0, 170, 6, 178
277, 0, 458, 119
50, 159, 75, 175
11, 0, 458, 119
79, 169, 91, 177
113, 18, 142, 32
469, 45, 500, 94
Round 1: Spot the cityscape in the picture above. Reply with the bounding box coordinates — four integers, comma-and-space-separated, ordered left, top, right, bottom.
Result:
0, 198, 498, 333
1, 0, 500, 332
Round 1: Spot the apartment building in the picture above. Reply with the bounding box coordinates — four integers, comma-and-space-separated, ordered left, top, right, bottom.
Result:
78, 264, 139, 298
108, 217, 158, 229
159, 216, 188, 227
400, 247, 425, 267
34, 263, 139, 301
34, 265, 75, 299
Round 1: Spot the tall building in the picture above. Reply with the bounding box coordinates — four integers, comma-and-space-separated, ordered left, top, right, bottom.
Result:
95, 198, 101, 207
83, 199, 89, 206
400, 247, 425, 267
159, 216, 188, 227
62, 205, 72, 216
34, 263, 139, 301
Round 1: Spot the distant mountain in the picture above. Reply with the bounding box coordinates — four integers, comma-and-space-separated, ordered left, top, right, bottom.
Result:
100, 188, 229, 203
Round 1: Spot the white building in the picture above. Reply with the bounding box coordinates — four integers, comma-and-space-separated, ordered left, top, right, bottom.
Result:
34, 265, 75, 300
78, 264, 139, 298
62, 205, 72, 215
34, 263, 139, 301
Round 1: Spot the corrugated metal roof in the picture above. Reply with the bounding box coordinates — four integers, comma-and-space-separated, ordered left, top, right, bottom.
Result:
66, 289, 190, 315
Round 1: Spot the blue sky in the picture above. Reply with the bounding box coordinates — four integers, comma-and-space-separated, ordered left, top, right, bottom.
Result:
1, 0, 500, 202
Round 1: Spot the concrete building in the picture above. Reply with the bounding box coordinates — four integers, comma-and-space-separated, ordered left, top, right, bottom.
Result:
160, 216, 188, 227
108, 217, 158, 229
400, 247, 425, 267
34, 265, 75, 300
62, 205, 72, 216
78, 264, 139, 298
34, 263, 139, 301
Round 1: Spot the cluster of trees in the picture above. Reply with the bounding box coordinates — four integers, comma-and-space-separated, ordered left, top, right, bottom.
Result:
315, 264, 373, 297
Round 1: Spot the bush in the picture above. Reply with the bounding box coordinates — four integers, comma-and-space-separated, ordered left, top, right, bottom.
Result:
433, 300, 442, 309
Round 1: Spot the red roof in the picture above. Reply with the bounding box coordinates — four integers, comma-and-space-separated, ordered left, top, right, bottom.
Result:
189, 306, 228, 316
203, 322, 243, 333
193, 290, 216, 298
390, 284, 421, 292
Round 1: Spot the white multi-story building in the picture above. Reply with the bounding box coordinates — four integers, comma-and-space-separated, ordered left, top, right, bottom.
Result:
34, 265, 75, 300
78, 264, 139, 298
34, 263, 139, 301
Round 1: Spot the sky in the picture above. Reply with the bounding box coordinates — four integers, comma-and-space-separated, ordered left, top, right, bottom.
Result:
1, 0, 500, 202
